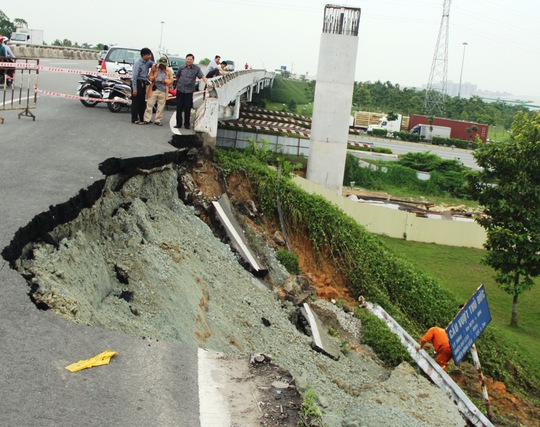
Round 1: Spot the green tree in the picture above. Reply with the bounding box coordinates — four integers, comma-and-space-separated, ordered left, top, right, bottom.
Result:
199, 57, 210, 65
0, 10, 16, 37
387, 111, 399, 121
304, 80, 315, 102
287, 99, 297, 112
468, 111, 540, 327
13, 18, 27, 29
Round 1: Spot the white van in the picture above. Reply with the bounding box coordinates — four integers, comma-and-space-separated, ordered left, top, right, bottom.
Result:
98, 47, 151, 73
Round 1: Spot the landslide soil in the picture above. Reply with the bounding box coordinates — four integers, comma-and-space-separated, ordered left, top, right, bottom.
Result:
200, 161, 539, 427
14, 156, 538, 426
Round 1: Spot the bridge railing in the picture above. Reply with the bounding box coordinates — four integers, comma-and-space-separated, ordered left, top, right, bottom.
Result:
207, 69, 274, 107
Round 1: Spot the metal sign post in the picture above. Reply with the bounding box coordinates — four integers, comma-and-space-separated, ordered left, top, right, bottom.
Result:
446, 284, 491, 365
446, 284, 493, 421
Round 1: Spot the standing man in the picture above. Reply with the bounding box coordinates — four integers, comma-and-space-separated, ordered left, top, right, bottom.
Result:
141, 56, 174, 126
416, 326, 454, 371
175, 53, 212, 129
131, 48, 154, 124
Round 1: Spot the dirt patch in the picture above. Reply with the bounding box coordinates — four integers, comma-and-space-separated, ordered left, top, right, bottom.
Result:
343, 187, 482, 215
287, 230, 354, 304
189, 158, 225, 199
450, 362, 540, 426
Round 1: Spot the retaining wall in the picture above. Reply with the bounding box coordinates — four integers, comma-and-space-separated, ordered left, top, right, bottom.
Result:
293, 176, 486, 249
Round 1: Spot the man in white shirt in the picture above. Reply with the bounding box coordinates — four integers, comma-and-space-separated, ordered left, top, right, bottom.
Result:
206, 55, 221, 75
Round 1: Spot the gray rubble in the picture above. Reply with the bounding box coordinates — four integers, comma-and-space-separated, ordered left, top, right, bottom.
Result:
13, 166, 466, 426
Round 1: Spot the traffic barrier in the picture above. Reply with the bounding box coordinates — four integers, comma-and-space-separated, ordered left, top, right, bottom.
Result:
1, 57, 39, 122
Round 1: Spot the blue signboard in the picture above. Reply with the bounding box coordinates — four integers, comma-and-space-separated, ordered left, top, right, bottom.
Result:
446, 285, 491, 365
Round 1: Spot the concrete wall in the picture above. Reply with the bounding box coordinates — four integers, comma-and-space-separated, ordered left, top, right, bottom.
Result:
10, 44, 99, 60
293, 175, 486, 249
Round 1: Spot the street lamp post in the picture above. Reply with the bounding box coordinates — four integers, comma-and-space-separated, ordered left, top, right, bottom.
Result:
458, 42, 468, 98
159, 21, 165, 50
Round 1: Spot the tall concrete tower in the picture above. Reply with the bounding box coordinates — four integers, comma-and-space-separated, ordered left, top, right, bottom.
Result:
306, 5, 361, 195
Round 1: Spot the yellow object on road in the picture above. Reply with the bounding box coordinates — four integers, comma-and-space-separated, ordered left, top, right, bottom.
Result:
65, 350, 118, 372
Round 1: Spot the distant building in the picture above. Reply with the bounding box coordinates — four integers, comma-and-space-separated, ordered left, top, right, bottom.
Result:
417, 80, 477, 99
446, 80, 477, 98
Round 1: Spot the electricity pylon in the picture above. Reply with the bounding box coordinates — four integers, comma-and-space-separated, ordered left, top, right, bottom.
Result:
424, 0, 451, 117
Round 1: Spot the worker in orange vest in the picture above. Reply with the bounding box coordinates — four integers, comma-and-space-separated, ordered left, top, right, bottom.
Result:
417, 327, 453, 371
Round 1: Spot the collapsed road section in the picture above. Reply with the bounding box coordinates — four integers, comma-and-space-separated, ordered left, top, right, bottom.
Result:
2, 153, 470, 426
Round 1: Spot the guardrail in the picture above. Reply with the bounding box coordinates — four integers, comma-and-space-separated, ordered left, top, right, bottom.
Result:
10, 43, 99, 60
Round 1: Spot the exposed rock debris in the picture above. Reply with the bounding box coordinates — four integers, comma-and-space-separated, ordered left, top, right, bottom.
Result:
14, 157, 468, 426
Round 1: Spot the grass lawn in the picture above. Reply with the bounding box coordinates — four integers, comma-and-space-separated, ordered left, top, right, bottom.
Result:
378, 236, 540, 378
487, 124, 512, 142
264, 102, 313, 116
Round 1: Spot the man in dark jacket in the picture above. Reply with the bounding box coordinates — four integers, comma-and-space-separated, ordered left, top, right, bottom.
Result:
131, 47, 154, 124
175, 53, 212, 129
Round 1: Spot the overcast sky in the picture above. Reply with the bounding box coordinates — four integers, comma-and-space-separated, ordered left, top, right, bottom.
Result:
3, 0, 540, 100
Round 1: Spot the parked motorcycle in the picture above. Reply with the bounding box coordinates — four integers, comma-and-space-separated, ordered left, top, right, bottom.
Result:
77, 74, 111, 107
104, 67, 132, 113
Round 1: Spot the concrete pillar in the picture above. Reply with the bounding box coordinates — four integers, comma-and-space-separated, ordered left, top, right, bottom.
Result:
306, 5, 361, 195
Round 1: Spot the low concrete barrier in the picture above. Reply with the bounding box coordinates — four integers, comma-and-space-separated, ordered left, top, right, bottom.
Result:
292, 175, 487, 249
10, 43, 99, 60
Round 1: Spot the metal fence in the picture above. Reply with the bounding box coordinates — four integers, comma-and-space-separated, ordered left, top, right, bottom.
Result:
1, 58, 39, 123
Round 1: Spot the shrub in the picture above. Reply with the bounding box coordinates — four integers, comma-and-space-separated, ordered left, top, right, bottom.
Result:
398, 152, 442, 172
299, 387, 324, 426
355, 308, 413, 367
276, 249, 300, 274
431, 136, 481, 150
372, 128, 388, 137
394, 131, 421, 142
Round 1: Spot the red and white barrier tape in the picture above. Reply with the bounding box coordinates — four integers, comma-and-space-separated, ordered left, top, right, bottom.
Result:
0, 61, 131, 78
41, 66, 131, 79
37, 89, 130, 103
347, 141, 371, 148
219, 121, 310, 138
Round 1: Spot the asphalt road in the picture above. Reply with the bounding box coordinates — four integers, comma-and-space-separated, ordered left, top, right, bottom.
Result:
348, 135, 480, 169
0, 59, 202, 426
